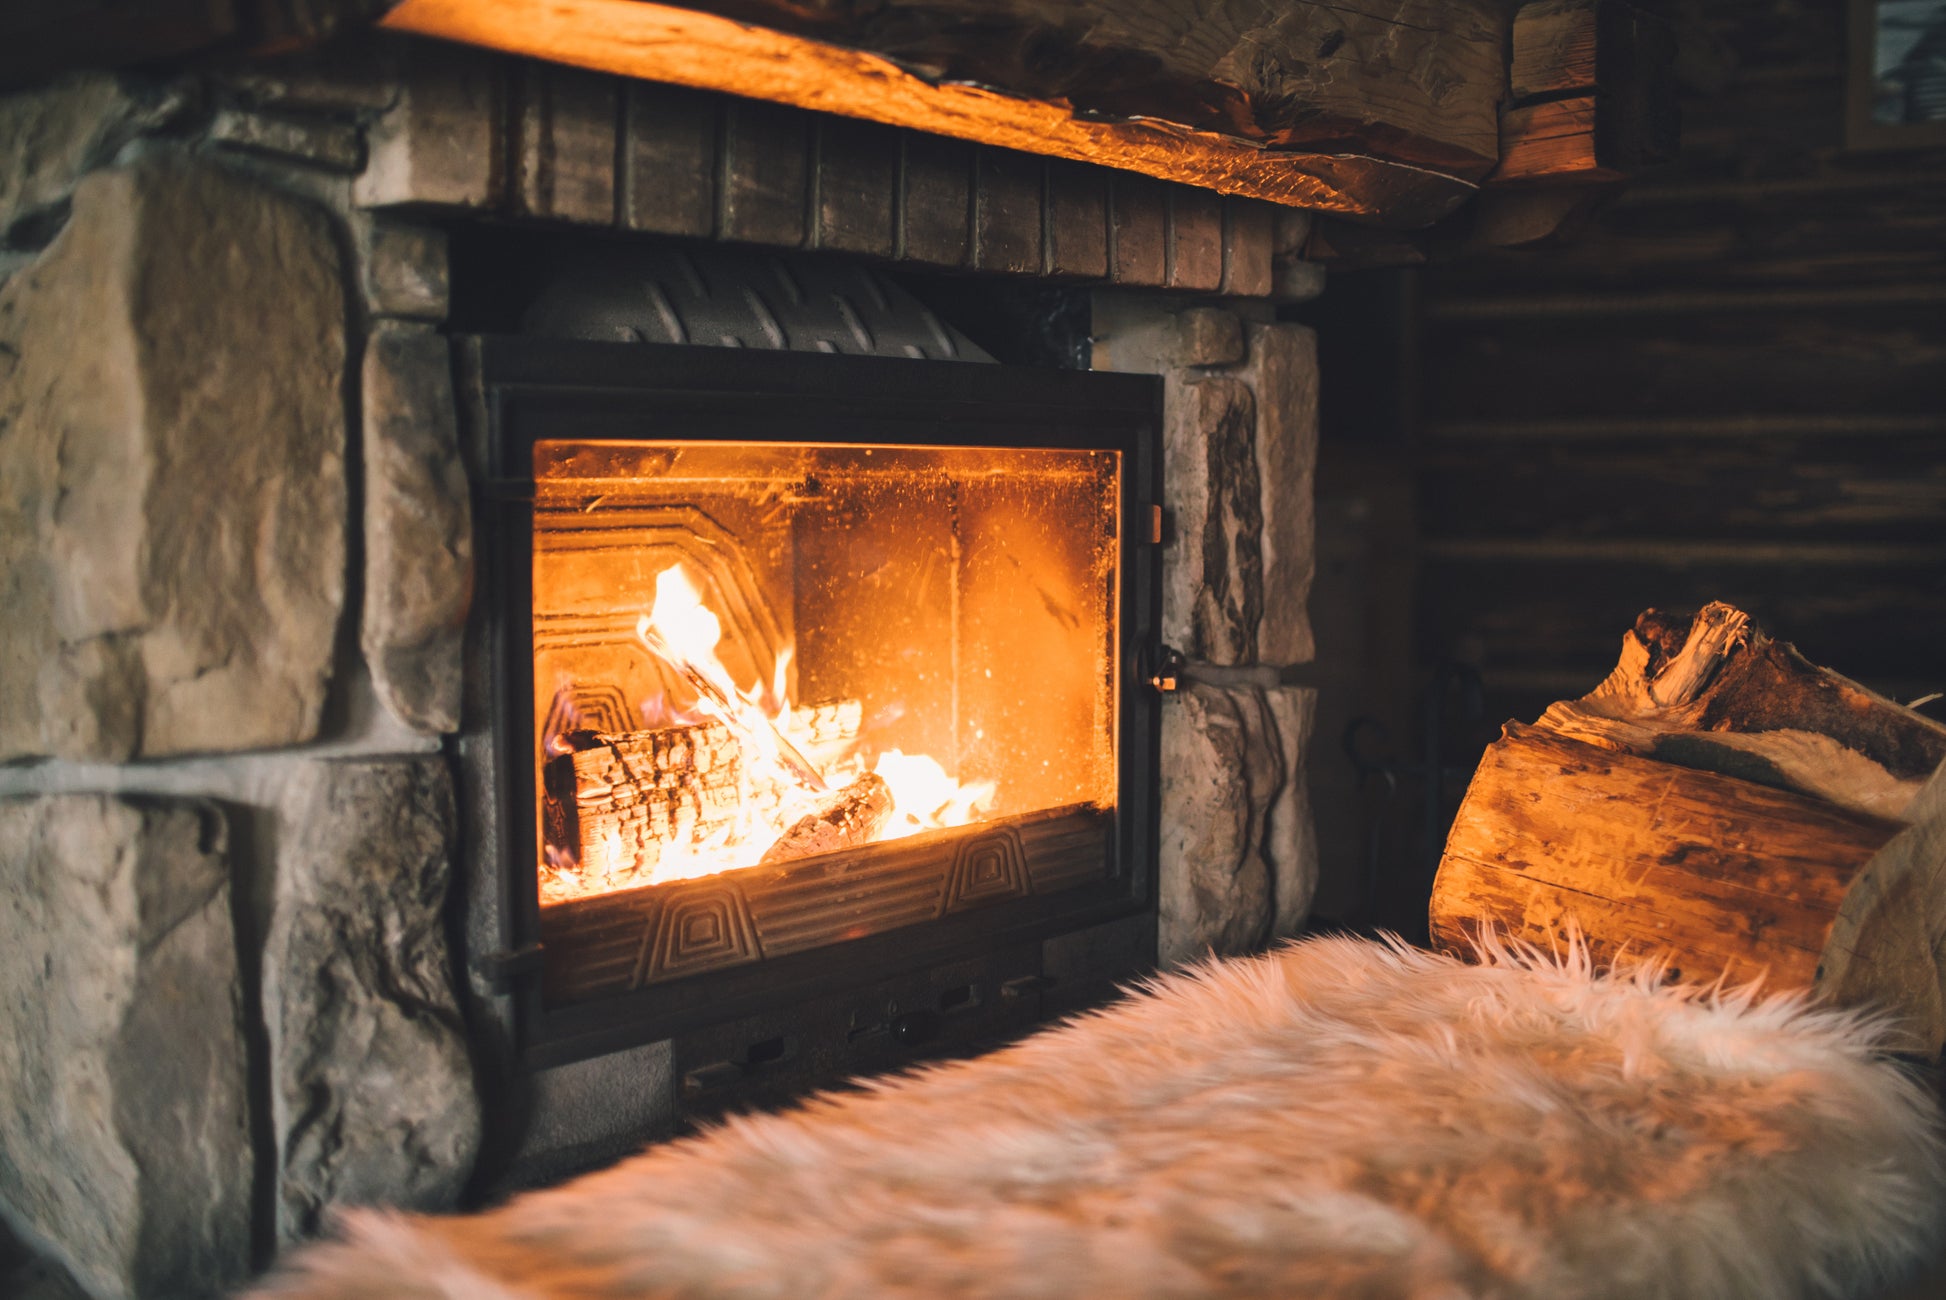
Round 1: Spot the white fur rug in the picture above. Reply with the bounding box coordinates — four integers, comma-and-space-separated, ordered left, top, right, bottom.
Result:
256, 936, 1946, 1299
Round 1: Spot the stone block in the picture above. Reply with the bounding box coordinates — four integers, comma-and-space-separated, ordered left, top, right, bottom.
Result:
208, 107, 365, 173
355, 41, 501, 210
1264, 685, 1320, 937
1166, 184, 1224, 291
1240, 323, 1320, 665
360, 217, 450, 321
1090, 296, 1261, 666
1158, 683, 1272, 966
975, 148, 1043, 274
1110, 174, 1168, 287
1094, 297, 1321, 669
513, 62, 619, 225
0, 72, 191, 245
216, 42, 399, 114
1272, 208, 1315, 258
361, 324, 472, 734
0, 795, 251, 1299
1182, 375, 1264, 666
0, 150, 347, 762
1220, 198, 1276, 298
1045, 160, 1108, 280
622, 80, 719, 238
721, 100, 808, 248
900, 132, 974, 269
815, 116, 898, 257
1173, 307, 1245, 368
266, 758, 480, 1242
1272, 258, 1327, 303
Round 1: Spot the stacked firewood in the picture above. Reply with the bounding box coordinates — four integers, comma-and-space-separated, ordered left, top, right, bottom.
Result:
542, 697, 895, 892
1430, 602, 1946, 1052
542, 723, 743, 885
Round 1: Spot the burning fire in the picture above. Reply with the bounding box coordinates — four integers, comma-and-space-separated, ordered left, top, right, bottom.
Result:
540, 564, 995, 902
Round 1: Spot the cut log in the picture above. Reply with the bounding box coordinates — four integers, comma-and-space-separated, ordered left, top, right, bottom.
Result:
759, 771, 895, 867
542, 722, 742, 893
1429, 602, 1946, 1052
1432, 724, 1901, 990
1538, 601, 1946, 821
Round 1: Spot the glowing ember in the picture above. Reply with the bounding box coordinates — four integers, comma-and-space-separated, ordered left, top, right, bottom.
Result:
539, 563, 996, 903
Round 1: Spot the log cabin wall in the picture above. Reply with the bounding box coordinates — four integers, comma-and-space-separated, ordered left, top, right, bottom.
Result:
1305, 0, 1946, 936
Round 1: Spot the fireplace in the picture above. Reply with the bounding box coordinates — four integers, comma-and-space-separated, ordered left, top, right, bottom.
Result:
464, 337, 1162, 1074
0, 29, 1323, 1297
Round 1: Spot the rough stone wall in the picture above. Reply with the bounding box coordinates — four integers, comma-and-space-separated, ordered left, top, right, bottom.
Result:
0, 61, 478, 1300
0, 796, 252, 1299
1093, 297, 1324, 967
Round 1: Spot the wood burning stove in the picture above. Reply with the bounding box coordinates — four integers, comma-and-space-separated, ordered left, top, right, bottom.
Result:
457, 336, 1163, 1096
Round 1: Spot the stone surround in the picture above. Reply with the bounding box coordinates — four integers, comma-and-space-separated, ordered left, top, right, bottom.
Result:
1092, 299, 1321, 965
0, 34, 1321, 1298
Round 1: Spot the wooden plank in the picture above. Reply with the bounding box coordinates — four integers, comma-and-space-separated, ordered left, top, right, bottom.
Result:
623, 0, 1511, 177
1422, 306, 1946, 421
1645, 72, 1848, 185
382, 0, 1488, 226
622, 80, 719, 237
815, 116, 898, 257
1492, 96, 1615, 183
1418, 434, 1946, 543
1415, 559, 1946, 691
721, 98, 810, 247
1426, 415, 1946, 440
1430, 179, 1946, 293
1425, 282, 1946, 321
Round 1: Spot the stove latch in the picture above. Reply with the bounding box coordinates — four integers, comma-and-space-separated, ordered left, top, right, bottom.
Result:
1147, 644, 1185, 694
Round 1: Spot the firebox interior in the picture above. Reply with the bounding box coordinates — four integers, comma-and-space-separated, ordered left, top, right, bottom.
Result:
531, 439, 1121, 904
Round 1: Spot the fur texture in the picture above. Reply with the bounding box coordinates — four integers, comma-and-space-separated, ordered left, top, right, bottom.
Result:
254, 936, 1946, 1299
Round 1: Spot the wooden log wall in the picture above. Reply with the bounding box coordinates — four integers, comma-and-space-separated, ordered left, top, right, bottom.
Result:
1413, 0, 1946, 729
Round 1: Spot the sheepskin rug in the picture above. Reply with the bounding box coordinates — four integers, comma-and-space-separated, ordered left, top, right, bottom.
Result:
256, 936, 1946, 1299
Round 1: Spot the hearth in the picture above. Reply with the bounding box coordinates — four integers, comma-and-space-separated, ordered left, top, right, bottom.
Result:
460, 336, 1163, 1079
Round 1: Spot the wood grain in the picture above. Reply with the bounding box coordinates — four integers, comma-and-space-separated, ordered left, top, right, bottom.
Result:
381, 0, 1491, 225
1493, 97, 1614, 184
1430, 725, 1902, 992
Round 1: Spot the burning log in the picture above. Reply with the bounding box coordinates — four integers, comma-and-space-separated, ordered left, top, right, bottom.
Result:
543, 723, 742, 892
1429, 602, 1946, 1051
759, 772, 896, 867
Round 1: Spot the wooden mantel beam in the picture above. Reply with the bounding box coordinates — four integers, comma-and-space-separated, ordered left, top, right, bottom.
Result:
380, 0, 1509, 227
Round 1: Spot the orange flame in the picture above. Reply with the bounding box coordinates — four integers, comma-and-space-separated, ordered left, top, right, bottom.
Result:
540, 563, 996, 902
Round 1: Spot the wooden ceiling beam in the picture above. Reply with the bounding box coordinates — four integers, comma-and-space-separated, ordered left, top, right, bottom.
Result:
380, 0, 1505, 227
